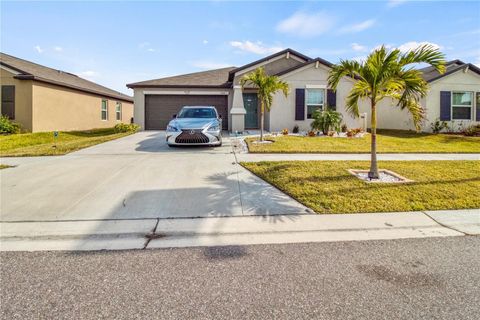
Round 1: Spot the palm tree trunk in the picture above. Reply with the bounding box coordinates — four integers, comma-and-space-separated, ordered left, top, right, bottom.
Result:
368, 102, 380, 179
259, 100, 264, 142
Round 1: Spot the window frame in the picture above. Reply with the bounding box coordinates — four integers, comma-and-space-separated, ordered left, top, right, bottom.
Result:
451, 91, 473, 120
101, 99, 108, 121
305, 88, 325, 119
115, 102, 122, 121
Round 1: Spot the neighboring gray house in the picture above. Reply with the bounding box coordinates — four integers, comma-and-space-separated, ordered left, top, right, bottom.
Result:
127, 49, 480, 133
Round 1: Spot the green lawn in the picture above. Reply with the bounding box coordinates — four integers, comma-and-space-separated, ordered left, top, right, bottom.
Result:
0, 128, 133, 157
242, 160, 480, 214
245, 130, 480, 153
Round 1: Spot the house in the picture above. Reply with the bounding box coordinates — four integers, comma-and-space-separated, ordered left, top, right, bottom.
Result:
127, 49, 480, 133
368, 59, 480, 132
0, 53, 133, 132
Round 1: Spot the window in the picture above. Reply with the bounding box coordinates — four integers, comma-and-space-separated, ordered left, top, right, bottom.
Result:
306, 88, 325, 119
452, 91, 473, 120
116, 102, 122, 121
1, 85, 15, 119
101, 100, 108, 120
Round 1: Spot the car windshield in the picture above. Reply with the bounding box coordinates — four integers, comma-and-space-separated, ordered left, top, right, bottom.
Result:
177, 108, 216, 118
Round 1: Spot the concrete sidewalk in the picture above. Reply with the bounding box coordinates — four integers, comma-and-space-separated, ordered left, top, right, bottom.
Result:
1, 209, 478, 251
236, 153, 480, 162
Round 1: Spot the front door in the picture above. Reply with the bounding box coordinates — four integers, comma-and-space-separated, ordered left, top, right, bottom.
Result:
243, 93, 258, 129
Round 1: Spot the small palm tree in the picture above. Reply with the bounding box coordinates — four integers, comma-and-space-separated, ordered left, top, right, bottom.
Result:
240, 67, 289, 141
328, 45, 445, 179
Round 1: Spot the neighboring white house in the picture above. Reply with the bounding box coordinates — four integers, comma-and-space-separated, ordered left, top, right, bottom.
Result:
127, 49, 480, 133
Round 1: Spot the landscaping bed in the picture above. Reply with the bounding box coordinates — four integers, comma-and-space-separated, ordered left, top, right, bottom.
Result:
0, 127, 135, 157
241, 160, 480, 214
245, 130, 480, 153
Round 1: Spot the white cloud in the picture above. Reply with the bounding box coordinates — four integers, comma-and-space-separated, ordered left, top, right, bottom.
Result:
53, 46, 63, 52
387, 0, 407, 8
352, 56, 367, 62
203, 40, 209, 45
191, 60, 232, 69
339, 19, 376, 34
139, 42, 156, 52
397, 41, 441, 53
34, 45, 44, 54
351, 43, 368, 52
230, 40, 283, 55
276, 11, 336, 37
79, 70, 100, 80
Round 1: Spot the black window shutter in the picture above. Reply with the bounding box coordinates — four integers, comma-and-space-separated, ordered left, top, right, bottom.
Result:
327, 89, 336, 111
476, 92, 480, 121
439, 91, 451, 121
295, 89, 305, 120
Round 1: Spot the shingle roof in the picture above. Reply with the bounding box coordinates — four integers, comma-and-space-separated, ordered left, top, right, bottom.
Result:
127, 67, 236, 88
419, 59, 480, 82
227, 48, 311, 81
0, 52, 132, 102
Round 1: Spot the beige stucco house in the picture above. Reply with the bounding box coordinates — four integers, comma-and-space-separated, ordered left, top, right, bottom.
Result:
1, 53, 133, 132
127, 48, 479, 133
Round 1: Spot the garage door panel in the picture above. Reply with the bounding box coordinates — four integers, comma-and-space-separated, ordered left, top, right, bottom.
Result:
145, 95, 228, 130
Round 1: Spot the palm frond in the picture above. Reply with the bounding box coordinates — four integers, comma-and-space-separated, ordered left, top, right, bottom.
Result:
399, 44, 446, 74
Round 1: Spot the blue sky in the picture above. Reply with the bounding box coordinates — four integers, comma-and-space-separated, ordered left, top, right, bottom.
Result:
2, 0, 479, 95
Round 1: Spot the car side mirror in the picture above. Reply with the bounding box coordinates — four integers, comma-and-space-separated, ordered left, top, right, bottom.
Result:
218, 114, 222, 119
172, 114, 176, 118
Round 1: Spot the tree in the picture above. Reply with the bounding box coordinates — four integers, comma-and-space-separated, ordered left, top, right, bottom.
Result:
240, 67, 289, 141
327, 45, 445, 179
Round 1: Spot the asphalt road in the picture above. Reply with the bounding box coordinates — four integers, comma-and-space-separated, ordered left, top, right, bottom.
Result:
1, 237, 479, 319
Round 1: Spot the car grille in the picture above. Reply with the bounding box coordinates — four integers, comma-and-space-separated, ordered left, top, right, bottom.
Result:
175, 129, 210, 144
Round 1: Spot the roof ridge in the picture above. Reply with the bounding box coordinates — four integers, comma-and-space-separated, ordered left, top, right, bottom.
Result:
1, 52, 132, 101
0, 52, 78, 77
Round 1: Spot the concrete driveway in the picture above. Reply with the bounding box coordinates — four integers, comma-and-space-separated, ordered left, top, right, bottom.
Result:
1, 131, 309, 222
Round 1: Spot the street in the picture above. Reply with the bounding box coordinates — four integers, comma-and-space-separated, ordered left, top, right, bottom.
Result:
1, 236, 479, 319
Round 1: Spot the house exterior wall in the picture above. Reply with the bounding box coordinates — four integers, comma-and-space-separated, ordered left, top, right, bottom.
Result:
358, 97, 421, 131
31, 82, 133, 132
358, 69, 480, 132
268, 64, 363, 132
0, 68, 33, 131
133, 87, 232, 130
424, 69, 480, 131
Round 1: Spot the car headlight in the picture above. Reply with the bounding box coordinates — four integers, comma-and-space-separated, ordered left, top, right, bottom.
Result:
207, 124, 220, 132
166, 125, 179, 132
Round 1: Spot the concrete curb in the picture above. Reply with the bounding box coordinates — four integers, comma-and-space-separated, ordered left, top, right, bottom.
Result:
1, 209, 477, 252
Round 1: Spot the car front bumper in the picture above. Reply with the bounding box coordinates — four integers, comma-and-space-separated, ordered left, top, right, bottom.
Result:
166, 129, 222, 146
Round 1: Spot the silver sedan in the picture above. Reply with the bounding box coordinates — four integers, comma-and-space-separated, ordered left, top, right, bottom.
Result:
166, 106, 222, 147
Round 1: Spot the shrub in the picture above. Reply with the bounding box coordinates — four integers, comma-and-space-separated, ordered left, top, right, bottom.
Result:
292, 125, 299, 134
281, 128, 289, 135
341, 123, 348, 133
0, 115, 21, 134
310, 108, 343, 135
430, 119, 449, 133
463, 124, 480, 137
307, 130, 316, 137
114, 123, 140, 133
347, 128, 363, 138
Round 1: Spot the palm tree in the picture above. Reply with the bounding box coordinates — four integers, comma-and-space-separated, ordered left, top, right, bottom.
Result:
240, 67, 289, 141
327, 45, 445, 179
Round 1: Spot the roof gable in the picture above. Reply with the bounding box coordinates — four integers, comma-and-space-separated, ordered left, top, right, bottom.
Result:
420, 60, 480, 82
227, 48, 311, 81
0, 52, 132, 102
